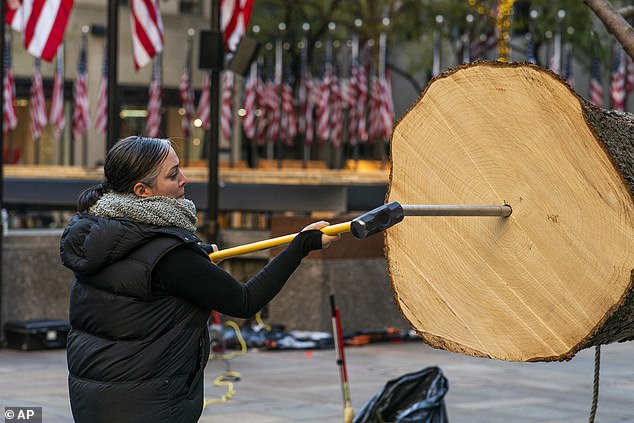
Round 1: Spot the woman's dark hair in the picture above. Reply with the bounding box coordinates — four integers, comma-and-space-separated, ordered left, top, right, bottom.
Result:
77, 136, 172, 211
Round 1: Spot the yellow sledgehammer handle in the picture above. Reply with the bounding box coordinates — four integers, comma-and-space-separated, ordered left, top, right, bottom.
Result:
209, 221, 352, 262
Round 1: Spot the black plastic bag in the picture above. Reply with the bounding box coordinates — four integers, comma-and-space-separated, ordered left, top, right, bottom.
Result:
353, 366, 449, 423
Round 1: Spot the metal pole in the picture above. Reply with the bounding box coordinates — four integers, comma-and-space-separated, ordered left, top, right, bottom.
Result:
401, 204, 512, 217
0, 6, 5, 343
206, 0, 221, 243
106, 0, 119, 150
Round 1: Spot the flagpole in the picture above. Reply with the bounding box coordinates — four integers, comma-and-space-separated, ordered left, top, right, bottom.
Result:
379, 20, 388, 166
81, 27, 89, 167
272, 23, 284, 166
0, 3, 5, 344
351, 21, 360, 167
107, 0, 119, 150
300, 23, 310, 167
185, 29, 194, 167
206, 0, 221, 243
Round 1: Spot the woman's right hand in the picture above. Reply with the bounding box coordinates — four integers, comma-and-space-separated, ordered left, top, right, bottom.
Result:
301, 221, 341, 249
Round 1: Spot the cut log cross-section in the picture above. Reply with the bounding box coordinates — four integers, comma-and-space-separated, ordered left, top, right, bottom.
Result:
386, 62, 634, 362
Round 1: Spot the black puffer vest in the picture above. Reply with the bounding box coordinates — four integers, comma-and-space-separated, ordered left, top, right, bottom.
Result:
60, 213, 211, 423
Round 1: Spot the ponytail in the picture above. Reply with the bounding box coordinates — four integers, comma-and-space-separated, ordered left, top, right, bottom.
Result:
77, 182, 110, 212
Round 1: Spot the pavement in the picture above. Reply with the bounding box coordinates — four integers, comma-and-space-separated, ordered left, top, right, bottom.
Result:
0, 339, 633, 422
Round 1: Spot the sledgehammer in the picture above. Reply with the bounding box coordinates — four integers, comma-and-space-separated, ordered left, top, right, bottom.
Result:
208, 202, 512, 262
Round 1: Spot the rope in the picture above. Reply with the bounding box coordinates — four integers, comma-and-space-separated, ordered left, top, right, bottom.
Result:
587, 345, 601, 423
204, 319, 248, 408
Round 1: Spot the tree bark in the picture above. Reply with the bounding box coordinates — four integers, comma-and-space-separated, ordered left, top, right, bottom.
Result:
386, 62, 634, 362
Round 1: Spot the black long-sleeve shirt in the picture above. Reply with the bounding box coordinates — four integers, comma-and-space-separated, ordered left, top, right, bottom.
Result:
152, 230, 322, 318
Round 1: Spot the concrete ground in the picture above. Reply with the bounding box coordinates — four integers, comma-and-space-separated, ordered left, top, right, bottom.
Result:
0, 340, 632, 422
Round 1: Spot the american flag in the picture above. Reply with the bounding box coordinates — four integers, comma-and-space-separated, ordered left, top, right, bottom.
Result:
298, 71, 314, 145
611, 47, 626, 111
29, 57, 47, 140
328, 70, 343, 147
355, 62, 368, 143
3, 37, 18, 134
378, 70, 394, 140
589, 56, 604, 107
220, 0, 254, 53
146, 54, 162, 137
263, 80, 280, 143
94, 42, 108, 135
49, 45, 65, 139
6, 0, 74, 61
197, 71, 211, 130
72, 35, 90, 141
221, 70, 234, 143
254, 76, 268, 145
280, 80, 297, 146
346, 63, 359, 145
368, 72, 394, 141
130, 0, 164, 70
316, 63, 332, 143
242, 68, 257, 140
178, 43, 194, 139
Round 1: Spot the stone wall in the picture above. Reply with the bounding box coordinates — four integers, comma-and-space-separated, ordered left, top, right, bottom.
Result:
0, 224, 409, 342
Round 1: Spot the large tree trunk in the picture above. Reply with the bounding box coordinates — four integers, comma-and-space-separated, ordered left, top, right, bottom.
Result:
386, 62, 634, 362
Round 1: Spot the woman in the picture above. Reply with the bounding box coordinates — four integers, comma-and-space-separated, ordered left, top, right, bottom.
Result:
60, 136, 339, 422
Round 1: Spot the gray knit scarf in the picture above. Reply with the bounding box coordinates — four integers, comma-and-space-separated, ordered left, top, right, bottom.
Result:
89, 192, 198, 233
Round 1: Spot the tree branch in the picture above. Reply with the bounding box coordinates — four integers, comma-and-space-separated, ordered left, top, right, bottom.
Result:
585, 0, 634, 60
619, 6, 634, 18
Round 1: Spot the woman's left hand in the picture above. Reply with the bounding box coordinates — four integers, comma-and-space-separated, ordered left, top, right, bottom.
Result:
301, 221, 341, 249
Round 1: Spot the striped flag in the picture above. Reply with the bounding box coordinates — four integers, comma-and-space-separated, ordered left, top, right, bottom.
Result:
356, 62, 368, 143
368, 72, 394, 141
220, 0, 254, 53
378, 70, 394, 140
263, 80, 280, 143
49, 46, 65, 138
346, 64, 359, 145
178, 43, 194, 139
6, 0, 74, 61
197, 71, 211, 131
316, 64, 332, 143
3, 37, 18, 134
94, 42, 107, 135
254, 76, 268, 145
242, 69, 257, 140
221, 70, 234, 143
611, 47, 626, 111
298, 71, 315, 145
590, 56, 604, 108
72, 35, 90, 141
328, 70, 343, 147
130, 0, 164, 70
280, 80, 297, 146
146, 54, 162, 137
29, 58, 47, 139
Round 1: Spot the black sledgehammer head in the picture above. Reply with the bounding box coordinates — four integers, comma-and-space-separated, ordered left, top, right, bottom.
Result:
350, 202, 404, 239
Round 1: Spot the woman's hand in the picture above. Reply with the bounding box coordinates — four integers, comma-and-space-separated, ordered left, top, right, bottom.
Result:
301, 220, 341, 249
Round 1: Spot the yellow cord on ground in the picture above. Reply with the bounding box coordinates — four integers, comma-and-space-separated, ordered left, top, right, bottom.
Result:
255, 311, 271, 332
203, 320, 248, 408
208, 320, 247, 361
203, 372, 242, 407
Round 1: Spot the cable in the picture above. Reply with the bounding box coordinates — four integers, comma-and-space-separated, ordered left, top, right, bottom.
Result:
204, 319, 248, 409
